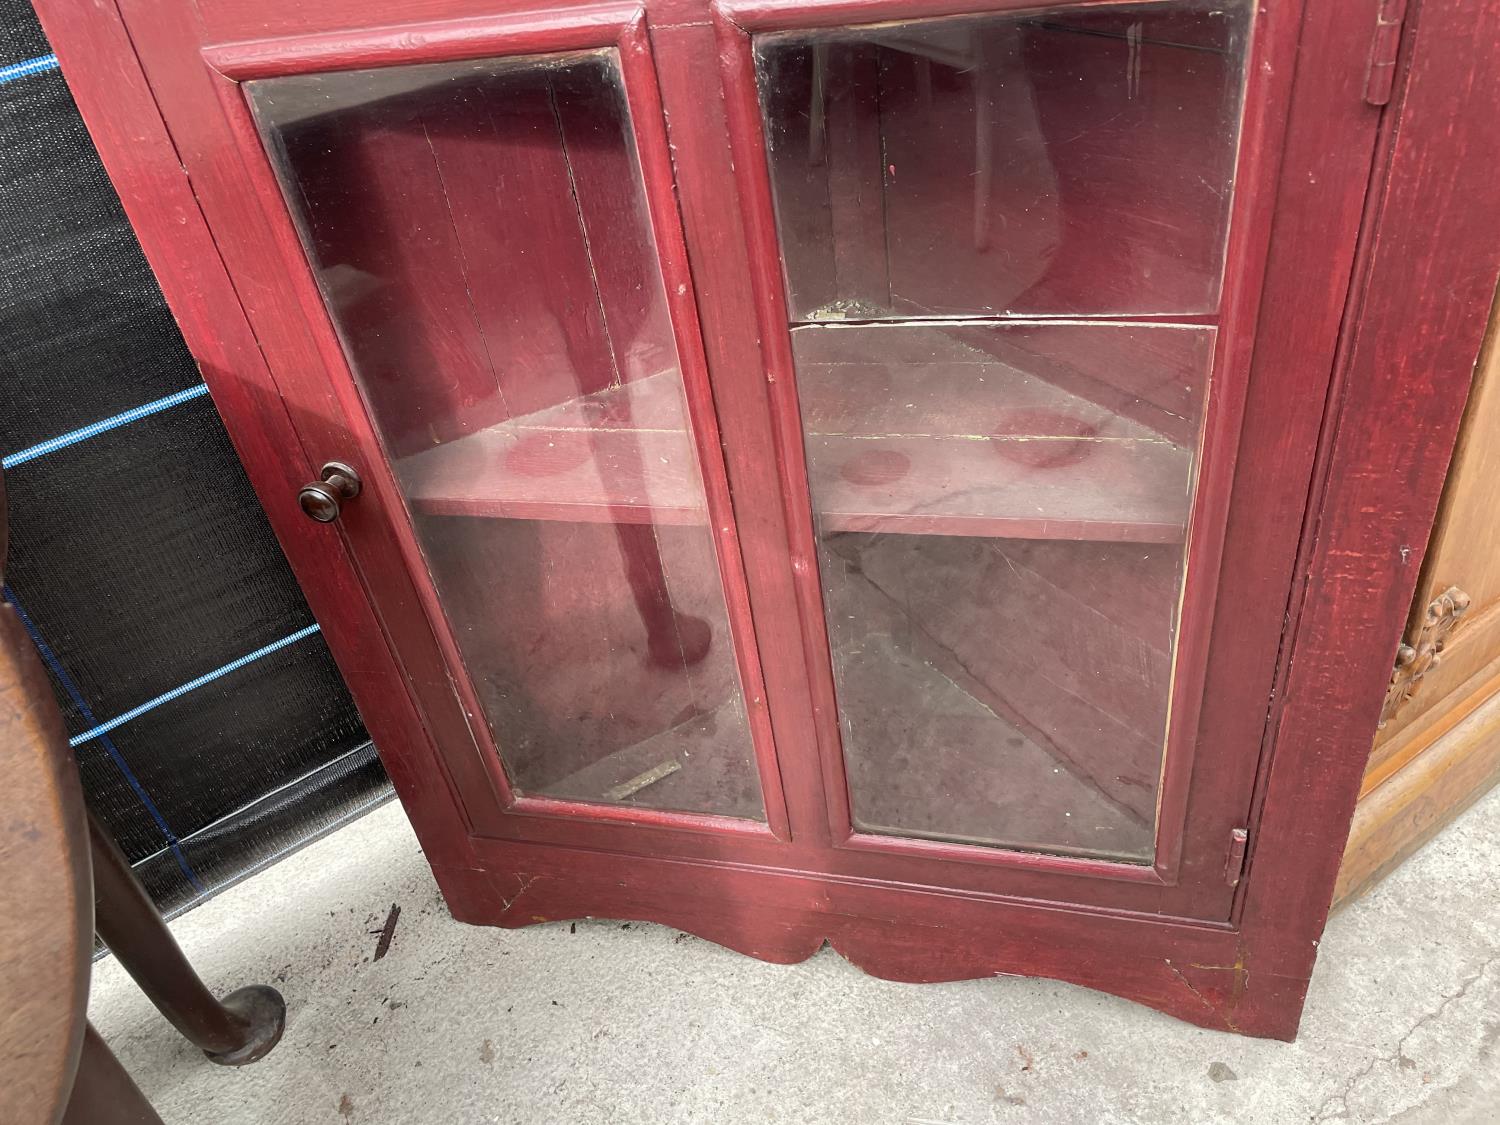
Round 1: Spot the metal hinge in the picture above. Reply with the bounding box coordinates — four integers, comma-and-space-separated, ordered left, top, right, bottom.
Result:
1365, 0, 1411, 106
1225, 827, 1250, 887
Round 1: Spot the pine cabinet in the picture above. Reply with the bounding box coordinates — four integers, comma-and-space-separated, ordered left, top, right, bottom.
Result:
36, 0, 1500, 1039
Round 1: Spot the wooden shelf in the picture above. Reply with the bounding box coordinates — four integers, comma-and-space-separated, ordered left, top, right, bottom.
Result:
400, 372, 706, 525
401, 356, 1192, 542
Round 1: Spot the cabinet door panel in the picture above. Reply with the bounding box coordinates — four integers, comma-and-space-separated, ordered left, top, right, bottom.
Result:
244, 48, 766, 821
746, 0, 1250, 861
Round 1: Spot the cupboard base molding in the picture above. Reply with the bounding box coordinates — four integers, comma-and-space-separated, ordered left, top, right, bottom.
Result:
432, 857, 1306, 1041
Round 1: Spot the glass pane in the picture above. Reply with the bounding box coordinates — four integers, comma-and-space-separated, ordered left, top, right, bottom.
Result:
758, 2, 1249, 319
756, 1, 1250, 860
249, 51, 763, 820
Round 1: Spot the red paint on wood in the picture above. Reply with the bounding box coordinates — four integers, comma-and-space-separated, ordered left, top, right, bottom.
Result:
36, 0, 1494, 1043
1238, 0, 1500, 983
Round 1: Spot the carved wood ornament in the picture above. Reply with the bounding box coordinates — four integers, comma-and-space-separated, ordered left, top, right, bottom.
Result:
1380, 586, 1472, 727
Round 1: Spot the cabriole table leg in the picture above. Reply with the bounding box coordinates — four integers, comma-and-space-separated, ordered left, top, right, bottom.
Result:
89, 813, 286, 1066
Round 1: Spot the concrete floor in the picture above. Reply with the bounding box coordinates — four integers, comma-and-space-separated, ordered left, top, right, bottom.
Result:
90, 789, 1500, 1124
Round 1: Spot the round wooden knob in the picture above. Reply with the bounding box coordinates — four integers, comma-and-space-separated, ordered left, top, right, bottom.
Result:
298, 462, 361, 523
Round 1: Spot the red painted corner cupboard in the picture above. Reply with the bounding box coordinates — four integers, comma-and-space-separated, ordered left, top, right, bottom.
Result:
36, 0, 1500, 1039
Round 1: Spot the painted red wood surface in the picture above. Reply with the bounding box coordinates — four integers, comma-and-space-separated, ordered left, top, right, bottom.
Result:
31, 0, 1498, 1040
1235, 0, 1500, 985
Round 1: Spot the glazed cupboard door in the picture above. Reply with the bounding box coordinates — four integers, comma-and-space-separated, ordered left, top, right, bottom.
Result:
40, 0, 1461, 1036
110, 0, 786, 847
705, 0, 1310, 913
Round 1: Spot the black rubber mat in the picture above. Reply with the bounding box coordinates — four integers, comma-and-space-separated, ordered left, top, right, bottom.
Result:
0, 0, 389, 916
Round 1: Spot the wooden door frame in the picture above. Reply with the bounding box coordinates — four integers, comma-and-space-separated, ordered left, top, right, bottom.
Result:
651, 0, 1393, 924
707, 0, 1300, 895
142, 0, 805, 865
30, 0, 1500, 1039
1232, 0, 1500, 968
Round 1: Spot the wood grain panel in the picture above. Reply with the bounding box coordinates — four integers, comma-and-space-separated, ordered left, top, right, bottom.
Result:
1372, 291, 1500, 749
1337, 271, 1500, 908
1337, 682, 1500, 908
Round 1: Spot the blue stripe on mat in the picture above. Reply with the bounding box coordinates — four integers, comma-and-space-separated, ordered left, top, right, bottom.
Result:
69, 623, 323, 748
3, 384, 210, 470
0, 53, 58, 86
4, 587, 206, 893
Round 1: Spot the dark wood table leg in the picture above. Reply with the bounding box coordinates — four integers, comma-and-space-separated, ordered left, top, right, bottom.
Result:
61, 1023, 166, 1125
89, 812, 286, 1066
